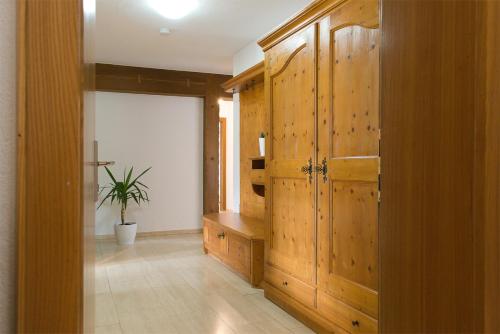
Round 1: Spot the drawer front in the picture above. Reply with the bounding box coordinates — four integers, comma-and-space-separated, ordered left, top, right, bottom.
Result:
203, 219, 227, 256
265, 265, 316, 308
317, 291, 378, 334
225, 233, 251, 278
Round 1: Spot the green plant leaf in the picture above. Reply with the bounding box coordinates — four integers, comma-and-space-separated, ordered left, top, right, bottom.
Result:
104, 166, 117, 184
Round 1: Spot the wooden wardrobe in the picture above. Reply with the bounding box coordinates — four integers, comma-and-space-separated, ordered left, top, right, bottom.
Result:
257, 0, 500, 332
259, 0, 380, 332
260, 0, 380, 332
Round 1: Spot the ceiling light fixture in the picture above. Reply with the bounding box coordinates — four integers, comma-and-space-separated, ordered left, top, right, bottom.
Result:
148, 0, 199, 20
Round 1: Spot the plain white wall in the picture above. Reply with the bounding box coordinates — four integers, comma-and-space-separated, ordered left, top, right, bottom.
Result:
233, 41, 265, 76
231, 41, 265, 213
219, 100, 234, 211
0, 0, 16, 331
95, 92, 203, 236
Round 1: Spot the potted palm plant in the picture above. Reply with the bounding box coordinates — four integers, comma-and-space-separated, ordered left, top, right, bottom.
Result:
98, 166, 151, 245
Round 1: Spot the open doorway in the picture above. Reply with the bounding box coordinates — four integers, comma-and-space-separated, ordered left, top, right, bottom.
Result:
219, 99, 234, 212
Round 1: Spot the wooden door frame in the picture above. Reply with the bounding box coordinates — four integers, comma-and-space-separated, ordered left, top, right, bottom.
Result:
17, 0, 95, 332
219, 117, 227, 211
16, 2, 230, 333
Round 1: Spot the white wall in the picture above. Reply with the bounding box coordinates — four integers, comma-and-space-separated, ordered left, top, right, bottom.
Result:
233, 41, 265, 76
230, 41, 265, 213
0, 0, 16, 332
96, 92, 203, 236
219, 100, 234, 211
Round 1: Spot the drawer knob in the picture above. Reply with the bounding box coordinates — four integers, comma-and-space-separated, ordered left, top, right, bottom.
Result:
217, 232, 225, 239
352, 320, 360, 327
282, 281, 288, 286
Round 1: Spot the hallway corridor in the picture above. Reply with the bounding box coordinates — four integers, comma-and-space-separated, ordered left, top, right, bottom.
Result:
95, 234, 314, 334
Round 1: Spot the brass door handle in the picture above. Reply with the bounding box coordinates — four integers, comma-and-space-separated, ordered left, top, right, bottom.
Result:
300, 158, 313, 183
315, 158, 328, 183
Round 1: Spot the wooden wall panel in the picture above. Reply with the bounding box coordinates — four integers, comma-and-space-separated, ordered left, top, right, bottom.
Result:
380, 0, 499, 332
484, 1, 500, 331
239, 83, 266, 219
18, 0, 88, 332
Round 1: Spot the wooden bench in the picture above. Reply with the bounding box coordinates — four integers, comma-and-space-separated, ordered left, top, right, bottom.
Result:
202, 212, 264, 287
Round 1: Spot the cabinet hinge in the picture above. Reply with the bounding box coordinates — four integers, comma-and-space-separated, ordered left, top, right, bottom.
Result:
378, 191, 381, 203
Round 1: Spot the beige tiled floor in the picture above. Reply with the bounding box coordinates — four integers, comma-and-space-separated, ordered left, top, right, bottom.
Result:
95, 234, 315, 334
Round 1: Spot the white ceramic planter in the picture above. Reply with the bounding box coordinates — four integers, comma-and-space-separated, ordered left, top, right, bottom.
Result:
259, 137, 265, 156
114, 222, 137, 245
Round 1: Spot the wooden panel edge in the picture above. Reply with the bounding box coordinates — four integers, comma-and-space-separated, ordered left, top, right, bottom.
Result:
16, 0, 27, 332
221, 61, 264, 93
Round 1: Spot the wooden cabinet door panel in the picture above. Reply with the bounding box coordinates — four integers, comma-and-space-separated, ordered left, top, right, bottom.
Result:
317, 0, 380, 319
204, 220, 227, 256
226, 233, 251, 278
265, 25, 317, 286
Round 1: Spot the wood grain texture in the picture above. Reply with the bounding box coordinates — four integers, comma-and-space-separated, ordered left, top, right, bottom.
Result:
380, 1, 498, 332
203, 212, 264, 240
316, 2, 380, 331
239, 82, 266, 219
221, 61, 264, 93
18, 0, 89, 332
96, 63, 232, 98
95, 63, 231, 214
264, 24, 317, 291
483, 1, 500, 331
264, 282, 349, 334
203, 212, 265, 286
258, 0, 346, 51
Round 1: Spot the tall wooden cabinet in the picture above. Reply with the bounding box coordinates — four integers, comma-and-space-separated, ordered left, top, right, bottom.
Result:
259, 0, 380, 332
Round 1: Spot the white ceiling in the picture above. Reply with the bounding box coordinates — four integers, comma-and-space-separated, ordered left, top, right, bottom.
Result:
96, 0, 312, 74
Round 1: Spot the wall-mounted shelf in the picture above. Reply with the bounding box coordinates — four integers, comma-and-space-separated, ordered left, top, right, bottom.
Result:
250, 156, 265, 197
221, 62, 265, 94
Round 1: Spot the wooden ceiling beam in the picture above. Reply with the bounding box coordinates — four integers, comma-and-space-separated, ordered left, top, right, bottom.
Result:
96, 63, 232, 98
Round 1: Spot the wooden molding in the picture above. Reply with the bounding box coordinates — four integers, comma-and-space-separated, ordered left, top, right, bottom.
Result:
257, 0, 346, 51
95, 63, 232, 214
221, 61, 264, 93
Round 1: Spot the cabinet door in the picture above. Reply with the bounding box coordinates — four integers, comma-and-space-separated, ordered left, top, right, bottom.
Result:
264, 25, 317, 286
317, 0, 380, 321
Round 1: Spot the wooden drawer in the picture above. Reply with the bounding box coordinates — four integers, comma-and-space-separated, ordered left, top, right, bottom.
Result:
203, 219, 227, 256
250, 169, 265, 185
317, 291, 378, 334
226, 233, 251, 278
265, 265, 316, 308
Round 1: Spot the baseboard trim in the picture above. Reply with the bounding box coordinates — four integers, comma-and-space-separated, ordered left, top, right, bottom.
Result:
95, 228, 202, 241
263, 282, 347, 334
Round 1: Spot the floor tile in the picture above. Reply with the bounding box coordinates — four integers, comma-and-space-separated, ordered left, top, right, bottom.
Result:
95, 234, 313, 333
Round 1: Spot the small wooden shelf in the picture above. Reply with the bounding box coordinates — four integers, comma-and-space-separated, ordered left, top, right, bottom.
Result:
221, 61, 265, 93
249, 156, 265, 197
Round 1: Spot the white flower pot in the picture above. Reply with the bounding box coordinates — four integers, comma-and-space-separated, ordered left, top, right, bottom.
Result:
259, 137, 265, 157
114, 222, 137, 245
